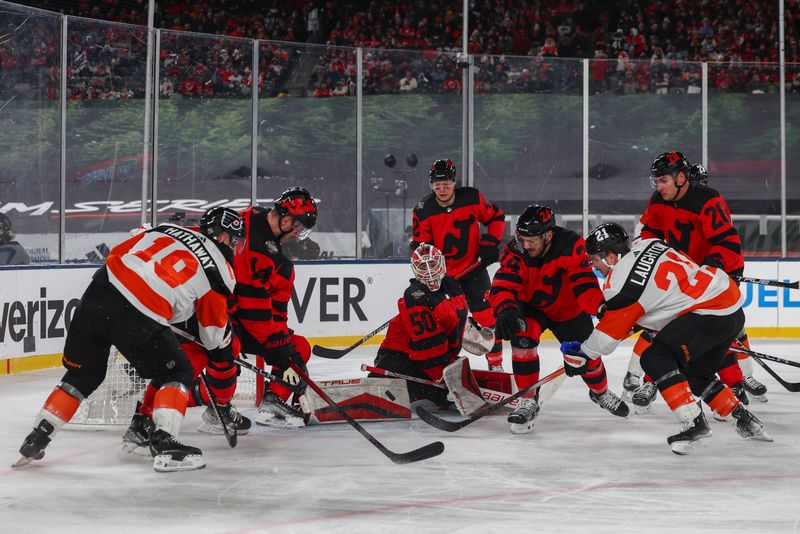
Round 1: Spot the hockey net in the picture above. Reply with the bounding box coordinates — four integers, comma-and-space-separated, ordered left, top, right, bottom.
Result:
69, 347, 261, 426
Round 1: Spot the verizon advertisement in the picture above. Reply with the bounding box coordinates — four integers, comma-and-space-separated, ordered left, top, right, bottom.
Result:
1, 261, 799, 361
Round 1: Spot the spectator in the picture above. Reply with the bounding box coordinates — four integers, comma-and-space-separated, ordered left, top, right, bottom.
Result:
399, 71, 418, 92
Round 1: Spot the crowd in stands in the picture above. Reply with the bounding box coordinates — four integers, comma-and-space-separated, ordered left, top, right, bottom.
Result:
2, 0, 800, 101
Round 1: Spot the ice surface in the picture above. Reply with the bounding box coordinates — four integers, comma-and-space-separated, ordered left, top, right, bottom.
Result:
1, 340, 799, 533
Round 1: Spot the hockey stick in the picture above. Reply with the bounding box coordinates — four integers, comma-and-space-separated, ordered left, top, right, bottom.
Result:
416, 366, 566, 432
730, 346, 800, 392
312, 260, 483, 359
288, 360, 445, 464
733, 276, 799, 290
361, 364, 447, 389
199, 373, 236, 448
233, 356, 302, 394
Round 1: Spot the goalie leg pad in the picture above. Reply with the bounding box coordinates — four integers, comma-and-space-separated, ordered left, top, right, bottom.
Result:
443, 357, 488, 416
300, 378, 412, 424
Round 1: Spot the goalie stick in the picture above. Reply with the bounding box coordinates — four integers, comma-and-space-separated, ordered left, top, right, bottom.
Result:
732, 276, 799, 290
288, 360, 445, 464
730, 345, 800, 392
416, 367, 566, 432
360, 364, 447, 389
312, 260, 483, 359
199, 373, 236, 448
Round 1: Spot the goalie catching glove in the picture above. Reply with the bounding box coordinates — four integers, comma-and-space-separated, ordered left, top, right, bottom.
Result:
462, 317, 495, 355
560, 341, 591, 376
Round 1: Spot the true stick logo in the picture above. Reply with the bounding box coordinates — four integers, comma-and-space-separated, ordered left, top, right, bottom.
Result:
0, 287, 81, 351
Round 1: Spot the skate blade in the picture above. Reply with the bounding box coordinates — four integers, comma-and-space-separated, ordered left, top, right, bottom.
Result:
744, 429, 774, 443
153, 454, 205, 472
118, 443, 153, 459
255, 412, 304, 428
11, 456, 35, 468
670, 434, 711, 455
633, 404, 653, 416
751, 394, 768, 403
197, 422, 250, 436
509, 421, 535, 435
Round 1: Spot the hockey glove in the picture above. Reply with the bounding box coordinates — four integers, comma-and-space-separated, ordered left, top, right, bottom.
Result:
477, 234, 501, 266
440, 275, 464, 298
494, 302, 525, 340
560, 341, 590, 376
702, 254, 725, 270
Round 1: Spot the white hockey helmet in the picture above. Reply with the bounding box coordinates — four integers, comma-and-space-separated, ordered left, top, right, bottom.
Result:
411, 243, 447, 291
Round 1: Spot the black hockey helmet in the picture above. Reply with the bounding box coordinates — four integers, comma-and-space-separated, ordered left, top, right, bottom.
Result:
650, 151, 689, 179
688, 163, 709, 185
516, 205, 556, 237
586, 222, 631, 257
200, 207, 246, 259
274, 186, 317, 237
429, 158, 456, 183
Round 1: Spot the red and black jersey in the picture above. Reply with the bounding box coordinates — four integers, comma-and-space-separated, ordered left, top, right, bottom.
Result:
381, 277, 468, 369
230, 206, 295, 351
639, 184, 744, 274
490, 226, 604, 321
411, 186, 505, 278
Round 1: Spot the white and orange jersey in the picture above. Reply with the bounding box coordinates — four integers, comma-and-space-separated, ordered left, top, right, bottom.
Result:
105, 224, 236, 350
581, 238, 743, 359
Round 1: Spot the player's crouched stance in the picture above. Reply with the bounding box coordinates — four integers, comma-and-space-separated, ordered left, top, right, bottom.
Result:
575, 223, 771, 454
370, 244, 477, 410
14, 207, 244, 472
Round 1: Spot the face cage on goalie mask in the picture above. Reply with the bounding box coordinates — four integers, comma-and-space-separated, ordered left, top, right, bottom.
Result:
412, 256, 446, 291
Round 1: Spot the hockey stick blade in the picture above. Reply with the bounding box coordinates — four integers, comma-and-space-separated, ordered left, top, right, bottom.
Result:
289, 361, 445, 464
750, 355, 800, 392
416, 367, 566, 432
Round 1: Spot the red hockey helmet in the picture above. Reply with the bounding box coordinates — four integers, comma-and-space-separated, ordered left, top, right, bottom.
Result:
411, 243, 447, 291
274, 187, 317, 239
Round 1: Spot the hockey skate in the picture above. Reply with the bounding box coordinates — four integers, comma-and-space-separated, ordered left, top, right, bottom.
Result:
255, 392, 305, 428
731, 382, 749, 405
743, 376, 768, 402
507, 397, 540, 435
731, 405, 773, 442
589, 389, 630, 417
632, 381, 658, 415
121, 408, 156, 457
621, 371, 641, 402
13, 419, 55, 468
150, 429, 205, 472
668, 411, 711, 455
198, 404, 251, 435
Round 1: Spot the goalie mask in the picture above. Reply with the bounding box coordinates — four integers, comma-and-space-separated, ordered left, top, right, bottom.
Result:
274, 187, 317, 239
200, 207, 246, 261
411, 243, 447, 291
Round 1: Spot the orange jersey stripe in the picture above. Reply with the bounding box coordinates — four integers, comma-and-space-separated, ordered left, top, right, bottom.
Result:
682, 276, 741, 316
596, 301, 645, 341
44, 387, 81, 422
660, 382, 695, 411
196, 290, 229, 329
107, 254, 174, 321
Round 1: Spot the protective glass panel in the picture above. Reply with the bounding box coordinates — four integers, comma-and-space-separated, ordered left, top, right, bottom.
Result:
154, 30, 253, 229
64, 17, 148, 262
588, 57, 703, 238
709, 63, 782, 257
473, 55, 583, 239
257, 41, 357, 259
0, 2, 62, 264
785, 63, 800, 257
362, 49, 462, 259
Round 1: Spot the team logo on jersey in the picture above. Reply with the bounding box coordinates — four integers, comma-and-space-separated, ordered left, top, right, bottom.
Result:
265, 241, 279, 255
411, 289, 426, 300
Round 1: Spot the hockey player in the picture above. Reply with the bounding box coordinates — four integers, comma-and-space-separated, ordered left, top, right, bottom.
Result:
0, 212, 30, 265
572, 222, 771, 454
411, 158, 506, 371
14, 207, 242, 472
629, 151, 766, 413
232, 187, 317, 428
122, 208, 251, 456
369, 244, 469, 406
490, 205, 628, 434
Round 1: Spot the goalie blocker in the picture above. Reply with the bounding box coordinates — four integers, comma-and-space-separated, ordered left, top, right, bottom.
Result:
300, 368, 520, 424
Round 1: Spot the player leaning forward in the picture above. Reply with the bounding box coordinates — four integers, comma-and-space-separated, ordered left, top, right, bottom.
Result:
15, 208, 244, 471
572, 223, 771, 454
